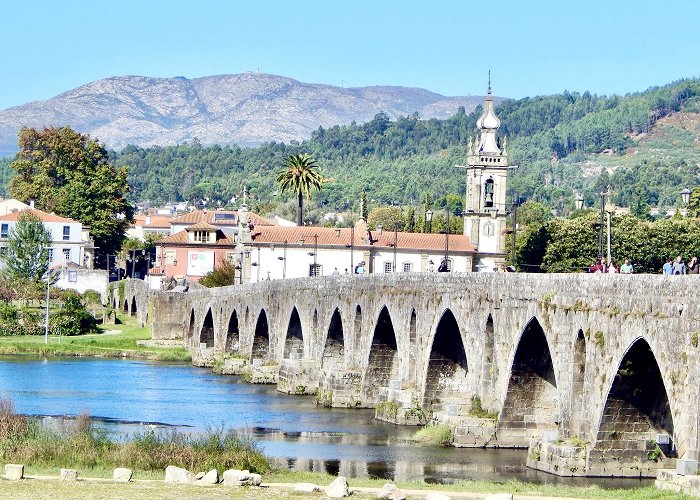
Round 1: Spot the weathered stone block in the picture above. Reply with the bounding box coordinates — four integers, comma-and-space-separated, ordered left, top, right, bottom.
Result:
294, 482, 321, 492
199, 469, 218, 484
164, 465, 194, 483
60, 469, 78, 481
5, 464, 24, 481
112, 467, 132, 482
377, 483, 406, 499
677, 459, 699, 476
326, 476, 350, 498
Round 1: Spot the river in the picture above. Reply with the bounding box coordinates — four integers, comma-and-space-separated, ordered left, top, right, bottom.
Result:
0, 356, 649, 487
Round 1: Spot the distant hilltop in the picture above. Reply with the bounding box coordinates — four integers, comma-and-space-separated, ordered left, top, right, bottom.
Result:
0, 73, 500, 154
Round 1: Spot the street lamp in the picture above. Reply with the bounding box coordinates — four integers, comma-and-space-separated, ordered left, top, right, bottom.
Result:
681, 187, 691, 205
425, 209, 433, 233
443, 209, 450, 269
393, 222, 399, 272
277, 240, 288, 279
575, 193, 584, 211
598, 185, 612, 258
44, 269, 51, 344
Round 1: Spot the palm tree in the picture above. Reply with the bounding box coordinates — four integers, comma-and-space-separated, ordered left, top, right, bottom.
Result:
276, 154, 323, 226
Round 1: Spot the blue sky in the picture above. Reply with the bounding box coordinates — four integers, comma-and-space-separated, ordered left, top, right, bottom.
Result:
1, 0, 698, 110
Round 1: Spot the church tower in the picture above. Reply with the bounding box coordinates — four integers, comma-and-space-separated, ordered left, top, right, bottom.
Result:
462, 80, 509, 271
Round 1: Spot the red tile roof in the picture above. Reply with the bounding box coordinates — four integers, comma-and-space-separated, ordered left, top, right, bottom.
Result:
186, 221, 217, 231
171, 209, 274, 227
159, 229, 234, 245
0, 208, 77, 224
250, 226, 474, 252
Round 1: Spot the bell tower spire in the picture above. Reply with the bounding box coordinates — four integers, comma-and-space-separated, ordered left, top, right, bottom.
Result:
459, 77, 509, 271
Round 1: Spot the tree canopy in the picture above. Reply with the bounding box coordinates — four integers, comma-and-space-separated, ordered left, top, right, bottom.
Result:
1, 212, 51, 281
276, 153, 323, 226
8, 127, 134, 265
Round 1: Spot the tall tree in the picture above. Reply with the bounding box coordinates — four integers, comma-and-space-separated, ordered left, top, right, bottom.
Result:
9, 127, 134, 266
276, 153, 323, 226
1, 213, 51, 280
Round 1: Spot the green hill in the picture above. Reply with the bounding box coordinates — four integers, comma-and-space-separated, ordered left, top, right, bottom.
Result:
2, 79, 699, 220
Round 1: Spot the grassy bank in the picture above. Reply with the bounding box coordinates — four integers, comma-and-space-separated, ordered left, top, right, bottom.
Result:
0, 315, 189, 362
0, 399, 267, 478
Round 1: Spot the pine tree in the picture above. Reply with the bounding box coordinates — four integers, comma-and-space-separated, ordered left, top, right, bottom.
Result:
1, 213, 51, 281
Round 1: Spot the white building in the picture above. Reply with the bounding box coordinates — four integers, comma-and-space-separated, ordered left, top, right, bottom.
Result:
0, 205, 95, 269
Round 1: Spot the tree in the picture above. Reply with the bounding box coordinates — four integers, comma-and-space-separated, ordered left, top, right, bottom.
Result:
1, 213, 52, 281
367, 206, 404, 231
200, 260, 237, 288
276, 154, 323, 226
687, 187, 700, 218
9, 127, 134, 266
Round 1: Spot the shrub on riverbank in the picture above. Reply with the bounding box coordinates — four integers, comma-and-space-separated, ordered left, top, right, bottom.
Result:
0, 398, 268, 474
411, 424, 453, 447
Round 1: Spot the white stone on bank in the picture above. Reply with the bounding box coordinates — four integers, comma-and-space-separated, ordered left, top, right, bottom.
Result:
4, 464, 24, 481
112, 467, 133, 482
325, 476, 350, 497
377, 482, 406, 499
164, 465, 195, 484
60, 468, 78, 481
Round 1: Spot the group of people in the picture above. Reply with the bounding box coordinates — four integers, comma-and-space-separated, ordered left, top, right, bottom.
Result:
588, 257, 634, 274
662, 256, 699, 275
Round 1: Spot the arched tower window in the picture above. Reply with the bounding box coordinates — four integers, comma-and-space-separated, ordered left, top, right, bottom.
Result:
484, 178, 495, 208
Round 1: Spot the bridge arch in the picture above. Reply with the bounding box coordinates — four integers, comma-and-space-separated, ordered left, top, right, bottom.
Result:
591, 337, 675, 461
226, 309, 240, 352
362, 305, 399, 405
252, 309, 270, 361
199, 308, 214, 348
499, 316, 559, 443
187, 309, 196, 345
283, 307, 304, 360
130, 297, 137, 316
123, 299, 129, 314
322, 308, 344, 371
422, 308, 469, 415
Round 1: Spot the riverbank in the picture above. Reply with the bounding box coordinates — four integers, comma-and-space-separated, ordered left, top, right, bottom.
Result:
0, 315, 190, 362
0, 470, 691, 500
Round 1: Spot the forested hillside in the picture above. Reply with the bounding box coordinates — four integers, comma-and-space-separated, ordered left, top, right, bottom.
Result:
2, 79, 699, 221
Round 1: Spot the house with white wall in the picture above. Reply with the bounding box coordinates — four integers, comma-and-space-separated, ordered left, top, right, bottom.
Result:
0, 205, 95, 270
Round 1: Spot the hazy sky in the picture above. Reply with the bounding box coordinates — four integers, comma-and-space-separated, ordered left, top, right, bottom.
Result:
1, 0, 698, 109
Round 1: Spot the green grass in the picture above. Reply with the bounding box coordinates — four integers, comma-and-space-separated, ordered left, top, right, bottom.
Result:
410, 425, 453, 447
0, 315, 190, 362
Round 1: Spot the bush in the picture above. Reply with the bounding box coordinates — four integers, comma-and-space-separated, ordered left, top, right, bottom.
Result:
411, 424, 454, 447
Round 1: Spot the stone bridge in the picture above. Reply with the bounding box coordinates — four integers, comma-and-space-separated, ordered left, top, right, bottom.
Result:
133, 273, 700, 477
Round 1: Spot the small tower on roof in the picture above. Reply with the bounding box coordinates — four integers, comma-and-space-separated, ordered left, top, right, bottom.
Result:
461, 75, 509, 271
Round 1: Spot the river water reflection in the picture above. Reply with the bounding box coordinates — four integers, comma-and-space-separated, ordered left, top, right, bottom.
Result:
0, 356, 648, 487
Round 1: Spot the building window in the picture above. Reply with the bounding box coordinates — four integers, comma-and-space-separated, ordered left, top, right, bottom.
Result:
68, 270, 78, 283
0, 247, 7, 257
48, 248, 53, 261
384, 261, 393, 273
309, 264, 322, 277
484, 178, 495, 208
62, 225, 70, 241
226, 252, 236, 263
0, 224, 7, 239
403, 262, 412, 272
193, 231, 210, 243
62, 248, 71, 262
164, 251, 177, 265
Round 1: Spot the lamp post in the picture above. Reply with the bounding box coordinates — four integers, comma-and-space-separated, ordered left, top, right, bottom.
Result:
277, 240, 287, 279
603, 185, 614, 264
425, 209, 433, 233
682, 187, 691, 206
393, 222, 399, 272
511, 194, 519, 267
44, 270, 51, 344
443, 209, 450, 269
598, 186, 612, 258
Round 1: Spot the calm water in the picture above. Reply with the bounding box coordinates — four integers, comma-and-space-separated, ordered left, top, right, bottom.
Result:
0, 356, 649, 487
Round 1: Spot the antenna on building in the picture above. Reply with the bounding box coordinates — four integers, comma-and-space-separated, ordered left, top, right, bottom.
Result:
488, 70, 491, 94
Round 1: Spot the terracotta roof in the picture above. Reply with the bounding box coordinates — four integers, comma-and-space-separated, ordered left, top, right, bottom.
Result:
171, 209, 274, 227
140, 215, 173, 229
159, 229, 234, 246
0, 208, 77, 224
186, 221, 217, 231
250, 226, 474, 252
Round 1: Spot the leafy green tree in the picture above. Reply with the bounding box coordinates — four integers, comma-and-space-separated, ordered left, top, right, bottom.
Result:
1, 213, 51, 281
9, 127, 133, 266
687, 187, 700, 218
541, 213, 599, 272
200, 260, 237, 288
367, 206, 404, 231
276, 153, 323, 226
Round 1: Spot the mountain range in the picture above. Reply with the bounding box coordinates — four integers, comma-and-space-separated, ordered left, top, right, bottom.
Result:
0, 73, 494, 154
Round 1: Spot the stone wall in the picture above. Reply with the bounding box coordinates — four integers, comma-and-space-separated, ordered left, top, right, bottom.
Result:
148, 272, 700, 476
